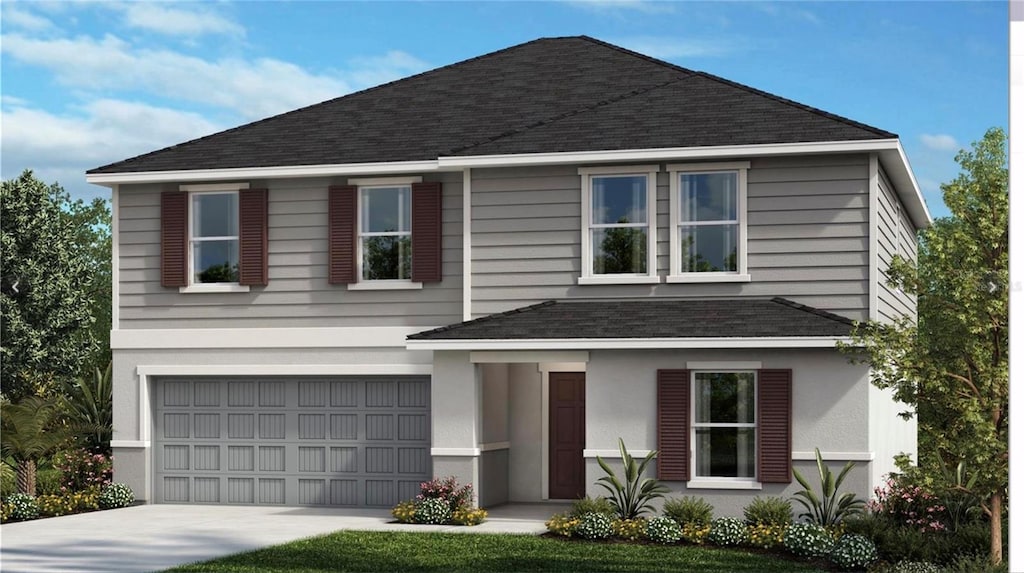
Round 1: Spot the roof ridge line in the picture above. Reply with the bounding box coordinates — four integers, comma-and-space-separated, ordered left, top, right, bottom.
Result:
88, 37, 564, 174
690, 71, 896, 138
769, 297, 855, 326
446, 75, 695, 155
579, 35, 894, 140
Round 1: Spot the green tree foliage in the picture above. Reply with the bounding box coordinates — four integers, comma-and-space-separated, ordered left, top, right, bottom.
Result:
1, 397, 72, 495
60, 363, 113, 455
840, 128, 1007, 565
1, 171, 105, 399
595, 225, 646, 274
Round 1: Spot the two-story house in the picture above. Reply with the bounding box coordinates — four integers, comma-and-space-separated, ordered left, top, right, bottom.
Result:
86, 36, 929, 515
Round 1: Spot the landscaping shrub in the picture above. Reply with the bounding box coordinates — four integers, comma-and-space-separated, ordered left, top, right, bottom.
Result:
5, 493, 39, 521
941, 554, 1010, 573
792, 448, 865, 526
97, 483, 134, 509
56, 449, 112, 494
417, 476, 473, 513
595, 438, 668, 519
570, 495, 615, 517
451, 507, 488, 526
829, 533, 877, 570
886, 561, 941, 573
663, 495, 713, 526
37, 488, 100, 517
845, 514, 993, 566
747, 523, 788, 550
783, 522, 834, 559
681, 523, 711, 545
646, 516, 682, 544
545, 513, 579, 537
611, 518, 646, 541
743, 496, 793, 526
36, 467, 62, 496
707, 517, 747, 546
572, 511, 613, 540
870, 475, 946, 532
413, 497, 451, 525
391, 500, 416, 523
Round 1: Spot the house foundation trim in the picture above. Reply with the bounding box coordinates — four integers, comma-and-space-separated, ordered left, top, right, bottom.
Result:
431, 448, 481, 456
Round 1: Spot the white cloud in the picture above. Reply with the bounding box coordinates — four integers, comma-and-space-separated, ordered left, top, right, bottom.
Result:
117, 3, 245, 38
613, 36, 740, 59
920, 133, 960, 152
1, 33, 430, 120
1, 99, 222, 199
2, 3, 54, 31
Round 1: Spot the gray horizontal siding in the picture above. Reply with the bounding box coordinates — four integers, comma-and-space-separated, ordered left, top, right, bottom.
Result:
876, 167, 918, 323
471, 154, 871, 320
118, 174, 462, 329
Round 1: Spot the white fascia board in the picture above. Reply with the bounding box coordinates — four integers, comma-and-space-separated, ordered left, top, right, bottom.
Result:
86, 160, 447, 186
112, 326, 438, 349
879, 144, 933, 229
407, 337, 853, 351
438, 139, 900, 168
469, 350, 590, 363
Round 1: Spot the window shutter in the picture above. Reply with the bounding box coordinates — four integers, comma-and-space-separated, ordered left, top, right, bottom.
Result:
160, 191, 188, 288
411, 181, 442, 283
657, 369, 690, 481
328, 185, 357, 284
757, 369, 793, 483
238, 188, 268, 286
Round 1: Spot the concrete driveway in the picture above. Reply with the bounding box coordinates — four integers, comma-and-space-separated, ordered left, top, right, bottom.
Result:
0, 503, 559, 573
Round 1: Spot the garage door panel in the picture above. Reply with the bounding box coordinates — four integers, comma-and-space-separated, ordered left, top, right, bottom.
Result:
154, 376, 431, 507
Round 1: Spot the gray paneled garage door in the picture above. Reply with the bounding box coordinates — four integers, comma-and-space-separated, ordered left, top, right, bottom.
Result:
153, 376, 431, 506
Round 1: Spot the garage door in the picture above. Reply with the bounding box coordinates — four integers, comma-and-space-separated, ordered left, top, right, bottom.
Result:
153, 376, 431, 506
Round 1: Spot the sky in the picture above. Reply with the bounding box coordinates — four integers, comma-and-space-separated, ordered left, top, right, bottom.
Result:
0, 1, 1008, 219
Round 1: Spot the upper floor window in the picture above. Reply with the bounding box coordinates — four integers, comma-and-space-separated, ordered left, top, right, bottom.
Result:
360, 185, 412, 281
668, 162, 751, 283
190, 191, 239, 284
578, 165, 658, 285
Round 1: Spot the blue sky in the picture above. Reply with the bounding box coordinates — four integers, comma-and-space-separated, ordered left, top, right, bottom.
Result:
0, 1, 1007, 218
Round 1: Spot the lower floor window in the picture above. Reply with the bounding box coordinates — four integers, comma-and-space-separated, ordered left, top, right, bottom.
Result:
693, 371, 756, 478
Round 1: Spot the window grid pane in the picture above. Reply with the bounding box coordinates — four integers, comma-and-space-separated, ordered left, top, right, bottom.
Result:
362, 235, 411, 280
592, 228, 647, 275
680, 173, 737, 222
681, 224, 738, 273
360, 187, 411, 234
592, 175, 647, 225
193, 240, 239, 283
695, 427, 756, 478
193, 193, 238, 238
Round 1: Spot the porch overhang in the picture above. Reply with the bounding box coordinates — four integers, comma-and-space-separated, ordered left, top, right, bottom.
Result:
406, 336, 853, 351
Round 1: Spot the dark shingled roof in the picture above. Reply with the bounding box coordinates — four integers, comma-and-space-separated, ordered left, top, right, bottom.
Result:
89, 36, 894, 174
407, 297, 855, 340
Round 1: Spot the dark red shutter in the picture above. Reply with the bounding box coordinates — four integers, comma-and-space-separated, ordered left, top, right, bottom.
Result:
328, 185, 357, 284
757, 369, 793, 483
657, 369, 690, 481
238, 188, 268, 286
160, 191, 188, 288
411, 181, 442, 283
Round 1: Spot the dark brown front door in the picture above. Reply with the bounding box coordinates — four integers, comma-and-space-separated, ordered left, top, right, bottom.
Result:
549, 372, 585, 499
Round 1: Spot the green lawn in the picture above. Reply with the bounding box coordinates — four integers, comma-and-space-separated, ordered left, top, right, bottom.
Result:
169, 531, 825, 573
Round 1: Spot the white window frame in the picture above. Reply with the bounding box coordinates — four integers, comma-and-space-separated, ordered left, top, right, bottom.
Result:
687, 369, 761, 490
348, 176, 423, 291
667, 162, 751, 283
178, 182, 249, 294
578, 165, 659, 285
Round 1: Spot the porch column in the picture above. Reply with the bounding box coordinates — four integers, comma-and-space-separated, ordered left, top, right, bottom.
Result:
430, 350, 482, 505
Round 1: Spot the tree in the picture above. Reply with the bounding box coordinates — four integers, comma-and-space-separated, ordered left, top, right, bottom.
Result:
60, 363, 114, 455
1, 397, 72, 494
63, 188, 112, 373
1, 171, 101, 400
595, 225, 647, 274
840, 128, 1008, 564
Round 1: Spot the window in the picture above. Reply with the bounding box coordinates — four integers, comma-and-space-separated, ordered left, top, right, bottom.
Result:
692, 371, 757, 480
360, 185, 411, 281
668, 162, 750, 283
578, 165, 658, 285
190, 191, 239, 284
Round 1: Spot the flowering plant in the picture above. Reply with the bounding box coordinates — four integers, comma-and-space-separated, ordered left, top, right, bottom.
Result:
56, 449, 112, 493
869, 476, 946, 532
417, 476, 473, 513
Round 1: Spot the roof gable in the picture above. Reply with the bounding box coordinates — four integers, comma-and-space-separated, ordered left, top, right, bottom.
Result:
89, 36, 894, 175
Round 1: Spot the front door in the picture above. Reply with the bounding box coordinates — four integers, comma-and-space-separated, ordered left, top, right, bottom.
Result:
549, 372, 585, 499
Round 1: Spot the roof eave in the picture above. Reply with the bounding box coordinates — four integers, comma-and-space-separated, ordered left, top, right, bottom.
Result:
405, 336, 855, 351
